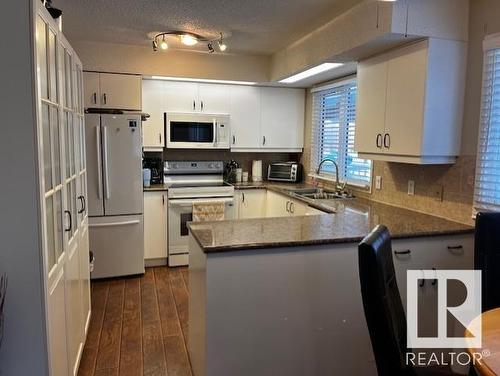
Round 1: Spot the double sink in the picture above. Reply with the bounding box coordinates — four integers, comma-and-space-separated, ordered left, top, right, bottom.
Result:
285, 188, 355, 201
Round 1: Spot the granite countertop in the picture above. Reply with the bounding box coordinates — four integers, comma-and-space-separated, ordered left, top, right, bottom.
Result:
188, 195, 474, 253
143, 183, 168, 191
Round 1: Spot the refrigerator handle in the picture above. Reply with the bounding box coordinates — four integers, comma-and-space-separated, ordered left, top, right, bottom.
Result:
96, 125, 103, 199
102, 125, 110, 199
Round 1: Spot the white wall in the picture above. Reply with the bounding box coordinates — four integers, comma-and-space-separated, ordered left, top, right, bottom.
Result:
0, 1, 49, 375
72, 40, 271, 82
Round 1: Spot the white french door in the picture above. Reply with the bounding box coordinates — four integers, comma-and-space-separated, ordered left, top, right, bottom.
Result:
35, 3, 90, 376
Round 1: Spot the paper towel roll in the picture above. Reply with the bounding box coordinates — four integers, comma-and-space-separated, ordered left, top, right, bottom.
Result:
252, 160, 262, 182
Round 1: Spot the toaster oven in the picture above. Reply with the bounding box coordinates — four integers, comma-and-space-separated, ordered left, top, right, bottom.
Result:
267, 162, 303, 183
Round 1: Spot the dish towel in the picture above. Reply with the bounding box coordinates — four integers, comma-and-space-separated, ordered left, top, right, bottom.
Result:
192, 201, 225, 222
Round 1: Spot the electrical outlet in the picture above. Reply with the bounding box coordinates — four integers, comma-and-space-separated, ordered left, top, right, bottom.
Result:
375, 176, 382, 190
433, 185, 444, 202
408, 180, 415, 196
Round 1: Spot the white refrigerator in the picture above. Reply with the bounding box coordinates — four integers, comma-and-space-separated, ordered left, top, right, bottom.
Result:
85, 113, 145, 278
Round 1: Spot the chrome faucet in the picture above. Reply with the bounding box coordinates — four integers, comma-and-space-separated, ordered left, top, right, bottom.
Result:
316, 158, 346, 191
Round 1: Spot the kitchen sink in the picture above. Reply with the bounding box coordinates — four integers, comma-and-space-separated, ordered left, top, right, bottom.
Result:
285, 188, 354, 200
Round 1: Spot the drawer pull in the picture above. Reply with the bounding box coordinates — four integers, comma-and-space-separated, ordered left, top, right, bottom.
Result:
394, 250, 411, 255
447, 245, 463, 250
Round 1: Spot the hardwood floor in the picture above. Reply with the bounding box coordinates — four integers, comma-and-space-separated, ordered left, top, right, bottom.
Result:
78, 267, 192, 376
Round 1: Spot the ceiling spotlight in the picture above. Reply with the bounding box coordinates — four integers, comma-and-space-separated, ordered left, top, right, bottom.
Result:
181, 34, 198, 46
160, 35, 168, 50
218, 33, 227, 52
207, 42, 215, 53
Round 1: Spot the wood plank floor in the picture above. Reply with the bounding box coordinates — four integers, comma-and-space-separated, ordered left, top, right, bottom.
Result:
78, 267, 192, 376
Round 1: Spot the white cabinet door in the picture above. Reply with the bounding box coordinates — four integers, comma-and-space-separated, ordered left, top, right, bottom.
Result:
99, 73, 142, 110
198, 83, 230, 113
164, 81, 199, 112
144, 191, 167, 260
230, 86, 262, 149
142, 80, 165, 149
260, 87, 305, 150
266, 191, 291, 217
83, 71, 99, 109
355, 58, 388, 155
384, 44, 427, 156
238, 189, 267, 219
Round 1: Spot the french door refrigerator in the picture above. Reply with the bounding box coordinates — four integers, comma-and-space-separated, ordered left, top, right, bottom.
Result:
85, 113, 144, 278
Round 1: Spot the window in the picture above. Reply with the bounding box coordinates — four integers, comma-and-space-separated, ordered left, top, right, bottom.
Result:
310, 79, 372, 187
474, 33, 500, 212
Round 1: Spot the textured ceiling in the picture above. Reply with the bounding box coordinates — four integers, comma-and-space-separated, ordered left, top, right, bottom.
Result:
55, 0, 363, 55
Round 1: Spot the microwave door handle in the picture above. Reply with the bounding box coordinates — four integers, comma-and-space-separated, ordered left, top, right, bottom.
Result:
214, 120, 218, 146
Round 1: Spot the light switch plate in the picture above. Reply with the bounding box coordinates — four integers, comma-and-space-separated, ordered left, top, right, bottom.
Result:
408, 180, 415, 196
375, 176, 382, 190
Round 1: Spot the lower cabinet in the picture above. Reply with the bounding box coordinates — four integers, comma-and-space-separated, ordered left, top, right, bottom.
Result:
392, 234, 474, 345
265, 191, 315, 217
238, 189, 267, 219
144, 191, 167, 261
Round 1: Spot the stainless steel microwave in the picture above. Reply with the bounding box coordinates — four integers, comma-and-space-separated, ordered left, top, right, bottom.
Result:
165, 112, 230, 149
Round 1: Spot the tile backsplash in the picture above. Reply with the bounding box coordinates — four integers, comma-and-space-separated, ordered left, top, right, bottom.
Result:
145, 149, 300, 179
304, 156, 476, 225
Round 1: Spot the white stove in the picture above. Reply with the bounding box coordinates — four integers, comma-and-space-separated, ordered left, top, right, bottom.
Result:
164, 161, 235, 266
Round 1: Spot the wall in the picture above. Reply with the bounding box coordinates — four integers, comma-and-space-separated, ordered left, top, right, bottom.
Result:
72, 40, 270, 82
301, 0, 500, 226
146, 150, 300, 180
0, 0, 49, 375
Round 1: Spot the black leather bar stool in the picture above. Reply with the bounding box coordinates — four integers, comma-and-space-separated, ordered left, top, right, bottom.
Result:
475, 212, 500, 312
358, 225, 459, 376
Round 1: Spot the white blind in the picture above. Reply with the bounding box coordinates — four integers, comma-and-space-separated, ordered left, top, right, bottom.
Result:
474, 40, 500, 211
310, 80, 372, 187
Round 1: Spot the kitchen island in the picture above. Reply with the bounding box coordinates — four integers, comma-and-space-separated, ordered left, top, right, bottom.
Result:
187, 194, 474, 376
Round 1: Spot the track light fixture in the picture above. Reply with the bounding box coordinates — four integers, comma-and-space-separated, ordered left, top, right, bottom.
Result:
152, 31, 228, 53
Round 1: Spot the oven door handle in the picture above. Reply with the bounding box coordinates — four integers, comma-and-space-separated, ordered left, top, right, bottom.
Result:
168, 197, 234, 207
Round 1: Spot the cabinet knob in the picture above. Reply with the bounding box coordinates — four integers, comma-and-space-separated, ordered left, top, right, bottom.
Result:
376, 134, 382, 148
262, 136, 266, 146
232, 135, 236, 145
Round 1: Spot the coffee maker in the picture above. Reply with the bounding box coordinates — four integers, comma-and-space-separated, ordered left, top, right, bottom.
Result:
143, 153, 163, 185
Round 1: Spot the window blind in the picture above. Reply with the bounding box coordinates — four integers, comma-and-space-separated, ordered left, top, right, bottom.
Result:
310, 80, 372, 187
474, 35, 500, 212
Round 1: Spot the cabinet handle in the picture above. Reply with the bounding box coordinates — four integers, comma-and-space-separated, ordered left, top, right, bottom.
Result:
162, 195, 165, 206
201, 101, 204, 111
78, 195, 86, 214
376, 134, 382, 148
193, 100, 196, 111
93, 92, 97, 104
159, 133, 162, 144
242, 192, 245, 203
417, 269, 425, 287
103, 93, 107, 105
431, 267, 437, 286
447, 245, 464, 254
286, 201, 290, 212
232, 135, 236, 145
394, 249, 411, 255
383, 133, 390, 149
64, 210, 72, 232
290, 202, 295, 214
262, 136, 266, 146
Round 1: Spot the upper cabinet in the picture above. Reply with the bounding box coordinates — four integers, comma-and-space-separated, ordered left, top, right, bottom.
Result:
162, 82, 230, 113
355, 38, 467, 164
260, 87, 304, 150
142, 80, 306, 152
229, 86, 262, 149
142, 79, 165, 150
84, 72, 142, 111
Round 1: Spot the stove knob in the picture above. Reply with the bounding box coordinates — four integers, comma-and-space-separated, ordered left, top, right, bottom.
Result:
208, 163, 214, 169
171, 163, 178, 169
